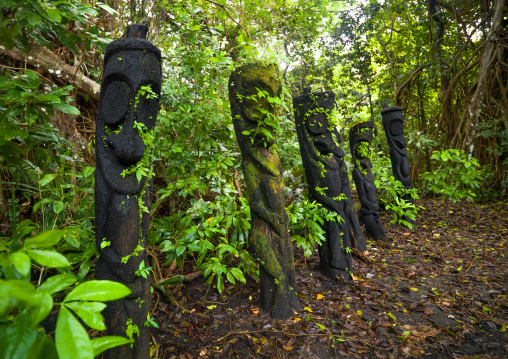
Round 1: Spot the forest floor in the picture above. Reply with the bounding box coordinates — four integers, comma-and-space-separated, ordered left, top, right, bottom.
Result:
148, 199, 508, 358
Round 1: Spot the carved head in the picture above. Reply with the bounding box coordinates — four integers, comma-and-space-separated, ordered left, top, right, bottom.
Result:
294, 90, 339, 166
96, 31, 161, 194
381, 106, 407, 154
349, 121, 375, 182
229, 63, 282, 148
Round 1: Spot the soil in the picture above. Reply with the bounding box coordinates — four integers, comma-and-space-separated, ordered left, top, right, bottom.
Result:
147, 199, 508, 358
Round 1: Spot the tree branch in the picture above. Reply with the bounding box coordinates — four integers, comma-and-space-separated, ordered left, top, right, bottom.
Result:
1, 41, 100, 100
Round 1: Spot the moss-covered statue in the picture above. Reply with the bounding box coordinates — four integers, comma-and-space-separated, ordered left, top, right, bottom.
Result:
229, 62, 300, 319
381, 106, 415, 226
349, 121, 386, 240
294, 89, 363, 280
95, 24, 161, 359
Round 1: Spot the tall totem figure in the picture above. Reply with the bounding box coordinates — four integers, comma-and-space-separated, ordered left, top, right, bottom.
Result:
332, 127, 367, 252
294, 89, 358, 280
381, 106, 415, 226
229, 62, 300, 319
95, 24, 161, 358
349, 121, 386, 240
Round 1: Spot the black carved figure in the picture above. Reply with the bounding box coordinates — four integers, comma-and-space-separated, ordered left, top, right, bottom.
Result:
294, 89, 356, 280
229, 62, 300, 319
332, 128, 367, 251
381, 106, 415, 226
349, 121, 386, 240
95, 24, 161, 359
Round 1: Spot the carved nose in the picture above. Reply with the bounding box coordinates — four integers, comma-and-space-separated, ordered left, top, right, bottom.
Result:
106, 127, 145, 165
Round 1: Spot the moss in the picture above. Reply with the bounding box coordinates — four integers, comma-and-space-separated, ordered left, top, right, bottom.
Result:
232, 62, 281, 96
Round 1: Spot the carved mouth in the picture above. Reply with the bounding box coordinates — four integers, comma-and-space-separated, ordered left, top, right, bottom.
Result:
314, 140, 333, 154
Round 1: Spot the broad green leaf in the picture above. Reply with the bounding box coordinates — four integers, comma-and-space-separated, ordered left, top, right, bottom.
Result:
26, 250, 70, 268
64, 280, 131, 303
64, 301, 106, 330
36, 94, 60, 103
39, 174, 57, 187
24, 229, 64, 248
55, 306, 93, 359
52, 201, 65, 214
96, 3, 119, 15
31, 292, 53, 325
39, 273, 77, 294
27, 336, 58, 359
0, 310, 38, 359
0, 279, 37, 306
54, 103, 80, 115
0, 291, 8, 315
229, 268, 246, 283
45, 9, 62, 23
23, 70, 41, 89
91, 336, 129, 357
11, 252, 30, 277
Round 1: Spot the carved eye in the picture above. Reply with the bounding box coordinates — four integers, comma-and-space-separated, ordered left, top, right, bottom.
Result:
135, 86, 159, 130
101, 81, 130, 126
390, 122, 404, 136
307, 112, 328, 135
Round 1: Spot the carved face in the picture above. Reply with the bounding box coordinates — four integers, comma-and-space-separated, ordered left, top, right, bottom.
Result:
96, 47, 161, 194
306, 111, 338, 156
353, 140, 373, 173
389, 119, 407, 151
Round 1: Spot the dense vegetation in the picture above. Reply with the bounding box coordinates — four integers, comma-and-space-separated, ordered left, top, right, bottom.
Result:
0, 0, 506, 357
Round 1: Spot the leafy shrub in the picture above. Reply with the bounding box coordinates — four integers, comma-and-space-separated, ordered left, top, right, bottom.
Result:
421, 149, 484, 202
0, 230, 131, 359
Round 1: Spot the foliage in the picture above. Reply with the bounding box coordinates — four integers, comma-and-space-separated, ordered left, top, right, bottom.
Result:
421, 149, 484, 203
373, 155, 420, 229
0, 230, 131, 359
287, 199, 341, 258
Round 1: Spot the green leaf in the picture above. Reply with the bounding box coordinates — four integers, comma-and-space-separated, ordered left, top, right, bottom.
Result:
39, 174, 57, 186
64, 280, 131, 303
27, 335, 58, 359
91, 336, 129, 357
31, 291, 53, 325
26, 250, 70, 268
25, 230, 64, 248
229, 268, 246, 283
23, 70, 41, 89
11, 252, 30, 277
39, 273, 77, 294
54, 103, 80, 115
156, 276, 185, 286
0, 291, 8, 315
226, 271, 235, 284
96, 3, 119, 15
0, 310, 38, 359
52, 201, 65, 214
64, 302, 106, 330
55, 306, 93, 359
45, 9, 62, 23
216, 275, 224, 293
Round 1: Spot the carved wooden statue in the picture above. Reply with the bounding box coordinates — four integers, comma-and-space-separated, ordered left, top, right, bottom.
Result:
95, 24, 161, 359
381, 106, 415, 226
349, 121, 386, 240
229, 62, 300, 318
294, 89, 357, 280
331, 128, 367, 251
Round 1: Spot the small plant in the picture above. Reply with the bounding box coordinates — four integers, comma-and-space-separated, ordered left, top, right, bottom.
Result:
421, 149, 484, 202
0, 230, 131, 359
287, 199, 343, 258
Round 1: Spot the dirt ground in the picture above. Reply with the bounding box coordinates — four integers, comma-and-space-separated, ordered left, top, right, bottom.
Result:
148, 199, 508, 358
